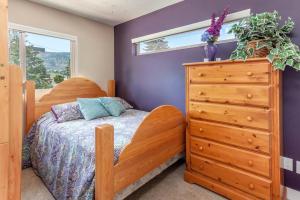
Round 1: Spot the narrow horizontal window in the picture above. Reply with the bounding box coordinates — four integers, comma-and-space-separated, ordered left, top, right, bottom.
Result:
133, 9, 250, 55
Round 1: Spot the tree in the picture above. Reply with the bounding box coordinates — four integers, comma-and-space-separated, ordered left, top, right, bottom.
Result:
143, 38, 169, 52
8, 31, 20, 65
26, 44, 53, 89
9, 31, 53, 89
53, 74, 64, 84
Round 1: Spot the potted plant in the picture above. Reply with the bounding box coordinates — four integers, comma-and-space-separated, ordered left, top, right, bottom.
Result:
229, 11, 300, 70
201, 8, 229, 61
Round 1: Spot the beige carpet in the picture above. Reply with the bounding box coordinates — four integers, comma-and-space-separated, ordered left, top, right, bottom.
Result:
22, 161, 226, 200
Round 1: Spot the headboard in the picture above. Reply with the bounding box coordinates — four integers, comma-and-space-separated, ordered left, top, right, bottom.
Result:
25, 77, 115, 133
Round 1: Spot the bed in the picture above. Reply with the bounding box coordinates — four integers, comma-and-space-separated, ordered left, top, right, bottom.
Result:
24, 77, 185, 200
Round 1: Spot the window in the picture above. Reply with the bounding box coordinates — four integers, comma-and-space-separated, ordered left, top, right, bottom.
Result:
8, 24, 77, 89
133, 9, 250, 55
9, 30, 21, 65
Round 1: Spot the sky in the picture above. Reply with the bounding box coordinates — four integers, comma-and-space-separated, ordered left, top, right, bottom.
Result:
26, 33, 71, 52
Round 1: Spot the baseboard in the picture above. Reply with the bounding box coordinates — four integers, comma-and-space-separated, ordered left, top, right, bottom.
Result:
286, 187, 300, 200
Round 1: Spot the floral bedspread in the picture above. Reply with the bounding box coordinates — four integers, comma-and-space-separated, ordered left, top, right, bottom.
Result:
26, 109, 148, 200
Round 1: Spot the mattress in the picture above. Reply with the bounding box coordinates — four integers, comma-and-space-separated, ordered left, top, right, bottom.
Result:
27, 109, 148, 200
25, 109, 183, 200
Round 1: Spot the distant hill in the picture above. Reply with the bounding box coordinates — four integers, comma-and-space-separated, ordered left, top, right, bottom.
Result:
39, 52, 70, 72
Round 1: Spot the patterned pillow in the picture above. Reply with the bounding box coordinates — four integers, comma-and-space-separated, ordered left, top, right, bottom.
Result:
100, 97, 133, 109
99, 98, 126, 117
77, 98, 110, 120
51, 102, 84, 123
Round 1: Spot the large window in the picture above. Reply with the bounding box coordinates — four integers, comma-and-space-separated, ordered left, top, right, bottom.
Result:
8, 24, 77, 89
133, 9, 250, 55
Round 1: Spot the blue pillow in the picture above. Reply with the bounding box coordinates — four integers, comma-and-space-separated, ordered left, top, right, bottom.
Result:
77, 98, 109, 120
100, 97, 133, 110
99, 97, 126, 117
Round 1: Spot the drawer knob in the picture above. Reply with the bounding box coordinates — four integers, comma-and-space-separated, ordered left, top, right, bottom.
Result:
248, 160, 254, 167
247, 94, 253, 99
198, 73, 204, 77
247, 116, 253, 121
199, 165, 204, 170
198, 110, 204, 113
247, 72, 253, 76
199, 128, 204, 132
199, 146, 204, 151
247, 138, 253, 144
199, 91, 205, 95
249, 183, 255, 190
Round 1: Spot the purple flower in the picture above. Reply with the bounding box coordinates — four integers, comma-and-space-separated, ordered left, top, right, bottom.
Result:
202, 7, 229, 42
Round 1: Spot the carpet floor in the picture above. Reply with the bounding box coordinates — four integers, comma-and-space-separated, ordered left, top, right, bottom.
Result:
21, 161, 226, 200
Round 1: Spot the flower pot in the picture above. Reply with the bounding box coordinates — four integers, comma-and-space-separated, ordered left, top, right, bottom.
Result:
204, 42, 217, 61
247, 40, 270, 58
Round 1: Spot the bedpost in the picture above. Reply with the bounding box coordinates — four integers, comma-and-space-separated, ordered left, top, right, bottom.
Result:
95, 124, 114, 200
107, 80, 115, 97
8, 65, 23, 200
25, 81, 35, 134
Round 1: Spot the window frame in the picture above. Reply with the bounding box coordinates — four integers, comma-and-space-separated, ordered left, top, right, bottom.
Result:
8, 23, 78, 80
132, 9, 251, 55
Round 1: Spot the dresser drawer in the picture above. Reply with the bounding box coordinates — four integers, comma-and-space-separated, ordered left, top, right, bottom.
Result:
189, 62, 270, 84
189, 120, 270, 154
189, 84, 270, 107
189, 102, 271, 130
191, 137, 270, 177
191, 155, 271, 199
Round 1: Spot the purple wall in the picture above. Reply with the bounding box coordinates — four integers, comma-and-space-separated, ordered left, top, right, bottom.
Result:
115, 0, 300, 190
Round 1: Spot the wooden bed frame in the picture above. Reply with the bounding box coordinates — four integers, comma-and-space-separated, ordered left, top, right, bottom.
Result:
25, 77, 185, 200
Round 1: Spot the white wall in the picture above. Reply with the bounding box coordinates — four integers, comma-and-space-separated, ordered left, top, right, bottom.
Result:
8, 0, 114, 90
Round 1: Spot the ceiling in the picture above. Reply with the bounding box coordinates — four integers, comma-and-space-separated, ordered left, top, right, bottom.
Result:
28, 0, 184, 26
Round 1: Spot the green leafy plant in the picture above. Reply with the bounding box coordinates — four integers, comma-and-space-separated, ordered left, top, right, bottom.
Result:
53, 74, 65, 84
229, 11, 300, 70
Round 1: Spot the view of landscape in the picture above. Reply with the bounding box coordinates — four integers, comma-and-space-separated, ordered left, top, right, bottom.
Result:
9, 30, 71, 89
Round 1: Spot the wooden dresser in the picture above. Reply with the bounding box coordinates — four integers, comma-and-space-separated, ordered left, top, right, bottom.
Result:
184, 59, 283, 200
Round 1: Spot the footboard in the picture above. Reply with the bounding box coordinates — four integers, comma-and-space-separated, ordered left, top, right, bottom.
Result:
95, 105, 185, 200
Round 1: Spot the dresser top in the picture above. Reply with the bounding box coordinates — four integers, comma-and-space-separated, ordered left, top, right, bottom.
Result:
183, 58, 268, 67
